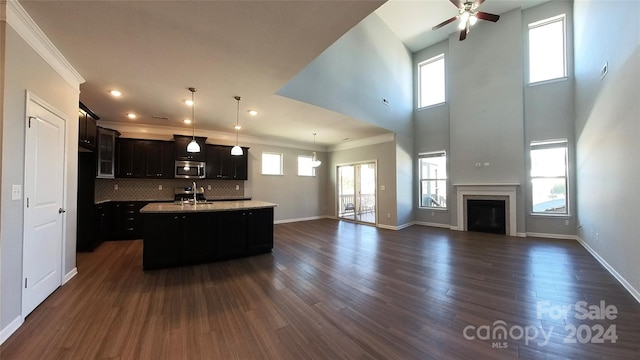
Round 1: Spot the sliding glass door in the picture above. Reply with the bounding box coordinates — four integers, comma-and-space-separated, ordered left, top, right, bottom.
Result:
337, 162, 376, 224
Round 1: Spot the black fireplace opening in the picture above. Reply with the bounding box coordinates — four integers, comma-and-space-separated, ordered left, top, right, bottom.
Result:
467, 199, 506, 235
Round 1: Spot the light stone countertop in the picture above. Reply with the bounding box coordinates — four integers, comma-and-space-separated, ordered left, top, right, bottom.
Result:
140, 200, 277, 214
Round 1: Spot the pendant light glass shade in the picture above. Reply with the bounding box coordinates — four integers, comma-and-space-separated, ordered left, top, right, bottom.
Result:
311, 133, 321, 167
231, 145, 243, 156
231, 96, 243, 156
186, 87, 200, 153
187, 139, 200, 153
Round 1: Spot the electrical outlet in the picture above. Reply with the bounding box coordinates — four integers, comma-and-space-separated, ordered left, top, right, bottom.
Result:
387, 213, 391, 218
380, 185, 385, 191
208, 185, 211, 190
114, 184, 119, 190
236, 185, 240, 190
565, 219, 569, 226
158, 185, 162, 190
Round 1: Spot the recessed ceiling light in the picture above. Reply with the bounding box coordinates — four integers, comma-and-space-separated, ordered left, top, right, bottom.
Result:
184, 99, 194, 106
109, 90, 122, 97
126, 113, 136, 119
248, 110, 257, 116
183, 119, 192, 124
234, 125, 242, 130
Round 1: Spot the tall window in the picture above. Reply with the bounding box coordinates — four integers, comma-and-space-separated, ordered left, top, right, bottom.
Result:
419, 151, 447, 208
261, 152, 283, 175
297, 155, 315, 176
528, 14, 567, 84
530, 139, 568, 214
418, 54, 445, 108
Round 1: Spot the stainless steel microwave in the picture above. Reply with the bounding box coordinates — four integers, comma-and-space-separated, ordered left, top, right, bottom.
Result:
175, 160, 206, 178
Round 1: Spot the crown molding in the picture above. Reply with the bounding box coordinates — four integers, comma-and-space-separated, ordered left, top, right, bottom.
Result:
98, 121, 329, 152
98, 120, 393, 153
6, 0, 84, 90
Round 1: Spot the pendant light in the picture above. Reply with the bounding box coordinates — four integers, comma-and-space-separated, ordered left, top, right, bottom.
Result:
311, 132, 321, 167
231, 96, 243, 156
186, 87, 200, 153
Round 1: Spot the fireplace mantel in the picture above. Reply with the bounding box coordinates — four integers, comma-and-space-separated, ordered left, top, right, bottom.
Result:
454, 184, 519, 236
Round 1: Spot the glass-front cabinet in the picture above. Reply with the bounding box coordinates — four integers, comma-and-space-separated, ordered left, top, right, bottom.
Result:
96, 127, 119, 179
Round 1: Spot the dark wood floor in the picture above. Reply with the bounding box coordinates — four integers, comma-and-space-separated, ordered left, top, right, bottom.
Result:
2, 219, 639, 359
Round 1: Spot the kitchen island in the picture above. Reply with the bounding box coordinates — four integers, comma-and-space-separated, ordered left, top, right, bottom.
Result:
140, 200, 277, 270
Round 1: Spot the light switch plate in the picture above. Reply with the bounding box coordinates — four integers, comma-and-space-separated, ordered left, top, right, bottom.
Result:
11, 185, 21, 200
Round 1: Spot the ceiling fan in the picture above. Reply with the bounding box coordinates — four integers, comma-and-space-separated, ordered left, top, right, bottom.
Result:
432, 0, 500, 41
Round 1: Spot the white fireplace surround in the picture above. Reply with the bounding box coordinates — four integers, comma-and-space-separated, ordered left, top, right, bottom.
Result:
455, 184, 518, 237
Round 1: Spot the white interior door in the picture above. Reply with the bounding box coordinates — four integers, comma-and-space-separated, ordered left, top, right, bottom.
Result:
22, 97, 66, 316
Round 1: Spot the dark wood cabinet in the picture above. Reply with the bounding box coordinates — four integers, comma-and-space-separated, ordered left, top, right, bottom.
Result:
217, 210, 248, 259
247, 208, 274, 254
116, 139, 174, 178
116, 138, 146, 178
174, 135, 207, 162
206, 144, 249, 180
142, 207, 274, 270
78, 102, 98, 150
95, 203, 112, 243
96, 127, 118, 179
112, 201, 146, 240
77, 151, 97, 252
144, 140, 174, 178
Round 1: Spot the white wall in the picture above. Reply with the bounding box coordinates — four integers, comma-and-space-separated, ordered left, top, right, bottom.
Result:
278, 13, 414, 227
1, 23, 79, 332
574, 0, 640, 297
413, 2, 577, 236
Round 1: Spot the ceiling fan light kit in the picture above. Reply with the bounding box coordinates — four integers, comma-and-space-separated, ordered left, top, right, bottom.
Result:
432, 0, 500, 41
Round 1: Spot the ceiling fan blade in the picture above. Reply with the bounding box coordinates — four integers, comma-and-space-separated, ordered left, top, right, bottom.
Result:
476, 12, 500, 22
449, 0, 464, 9
432, 16, 459, 30
473, 0, 486, 8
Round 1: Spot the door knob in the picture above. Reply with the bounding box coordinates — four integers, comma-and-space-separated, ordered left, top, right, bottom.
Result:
59, 208, 66, 214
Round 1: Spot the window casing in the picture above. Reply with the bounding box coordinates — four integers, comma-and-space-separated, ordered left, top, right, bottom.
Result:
418, 54, 445, 108
530, 139, 568, 215
261, 152, 283, 175
528, 14, 567, 84
297, 155, 315, 176
419, 151, 447, 208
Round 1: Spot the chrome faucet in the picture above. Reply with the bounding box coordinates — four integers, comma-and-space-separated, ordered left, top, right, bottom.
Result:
192, 181, 197, 203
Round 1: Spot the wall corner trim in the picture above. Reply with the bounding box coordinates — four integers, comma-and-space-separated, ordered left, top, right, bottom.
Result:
0, 316, 24, 345
6, 0, 84, 89
576, 237, 640, 304
63, 267, 78, 285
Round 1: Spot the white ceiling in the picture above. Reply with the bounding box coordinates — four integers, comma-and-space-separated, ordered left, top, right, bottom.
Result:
19, 0, 546, 148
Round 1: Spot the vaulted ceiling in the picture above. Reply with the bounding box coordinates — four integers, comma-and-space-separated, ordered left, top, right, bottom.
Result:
19, 0, 546, 147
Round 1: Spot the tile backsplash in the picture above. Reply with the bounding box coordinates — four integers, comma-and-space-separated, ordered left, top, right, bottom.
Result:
95, 178, 246, 203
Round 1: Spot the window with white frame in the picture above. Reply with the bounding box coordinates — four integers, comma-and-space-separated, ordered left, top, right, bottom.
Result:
419, 151, 447, 208
528, 14, 567, 84
530, 139, 568, 214
418, 54, 445, 108
297, 155, 315, 176
261, 152, 283, 175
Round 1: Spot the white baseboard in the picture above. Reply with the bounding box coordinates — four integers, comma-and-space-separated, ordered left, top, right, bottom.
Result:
0, 316, 23, 345
413, 221, 451, 229
526, 232, 577, 240
274, 215, 330, 224
576, 237, 640, 304
63, 267, 78, 285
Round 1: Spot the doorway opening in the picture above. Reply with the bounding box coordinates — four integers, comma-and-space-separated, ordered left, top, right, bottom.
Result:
337, 161, 377, 225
